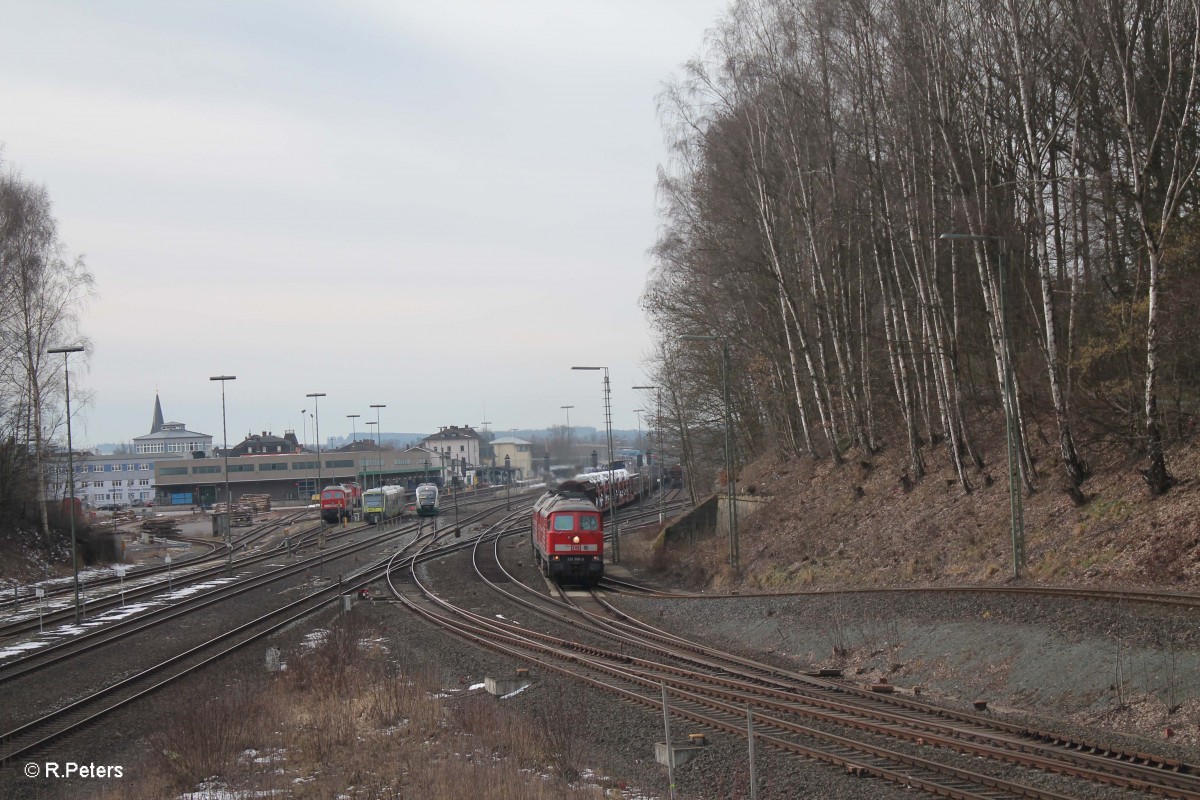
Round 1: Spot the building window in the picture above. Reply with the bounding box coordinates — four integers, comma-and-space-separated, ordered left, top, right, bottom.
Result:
229, 464, 255, 472
259, 463, 288, 471
324, 459, 353, 468
139, 463, 151, 470
139, 479, 150, 486
193, 466, 221, 474
160, 467, 188, 476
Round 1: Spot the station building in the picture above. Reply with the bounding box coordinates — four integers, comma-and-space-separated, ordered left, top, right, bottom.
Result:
152, 441, 454, 507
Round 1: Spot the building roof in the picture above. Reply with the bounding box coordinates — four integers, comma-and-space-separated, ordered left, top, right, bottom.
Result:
332, 439, 388, 453
134, 394, 210, 441
422, 425, 482, 443
150, 394, 165, 433
491, 436, 532, 446
229, 430, 301, 456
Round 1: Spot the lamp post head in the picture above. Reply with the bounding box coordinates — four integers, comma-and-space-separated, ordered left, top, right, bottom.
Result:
571, 366, 603, 371
370, 403, 386, 409
680, 334, 719, 342
632, 385, 657, 390
306, 392, 326, 399
48, 345, 86, 355
209, 375, 236, 381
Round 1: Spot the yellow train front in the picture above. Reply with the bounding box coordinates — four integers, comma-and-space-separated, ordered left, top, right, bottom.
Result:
531, 481, 604, 586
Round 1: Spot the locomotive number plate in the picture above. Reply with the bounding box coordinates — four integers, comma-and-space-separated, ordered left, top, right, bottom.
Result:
553, 544, 598, 552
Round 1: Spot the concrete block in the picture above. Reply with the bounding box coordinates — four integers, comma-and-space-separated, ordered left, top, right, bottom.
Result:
655, 741, 707, 767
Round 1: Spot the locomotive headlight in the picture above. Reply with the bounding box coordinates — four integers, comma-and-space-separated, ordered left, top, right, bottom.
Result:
572, 535, 580, 544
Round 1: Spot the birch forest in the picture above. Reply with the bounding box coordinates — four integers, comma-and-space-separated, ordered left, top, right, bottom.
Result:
0, 164, 92, 535
644, 0, 1200, 502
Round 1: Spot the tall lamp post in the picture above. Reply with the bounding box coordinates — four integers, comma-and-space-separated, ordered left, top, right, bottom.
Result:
347, 413, 361, 518
306, 393, 326, 546
940, 232, 1024, 579
306, 394, 326, 491
633, 408, 645, 510
365, 421, 377, 489
561, 405, 574, 466
633, 385, 665, 523
48, 344, 85, 623
571, 366, 619, 563
370, 403, 386, 489
504, 454, 511, 510
300, 409, 309, 498
680, 335, 738, 571
451, 457, 461, 528
210, 375, 236, 576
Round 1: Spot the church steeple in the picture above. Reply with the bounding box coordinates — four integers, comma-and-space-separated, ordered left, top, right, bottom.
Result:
150, 393, 165, 433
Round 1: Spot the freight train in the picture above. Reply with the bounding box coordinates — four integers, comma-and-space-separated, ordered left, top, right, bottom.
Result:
575, 468, 639, 510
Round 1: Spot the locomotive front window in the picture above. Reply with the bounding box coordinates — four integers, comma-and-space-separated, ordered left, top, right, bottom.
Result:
553, 515, 576, 531
579, 515, 599, 531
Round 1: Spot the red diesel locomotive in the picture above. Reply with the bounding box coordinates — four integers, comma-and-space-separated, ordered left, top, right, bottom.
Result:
320, 482, 361, 524
531, 480, 604, 585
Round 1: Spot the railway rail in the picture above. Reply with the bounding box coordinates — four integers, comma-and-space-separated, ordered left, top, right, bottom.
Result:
386, 504, 1200, 799
0, 496, 525, 765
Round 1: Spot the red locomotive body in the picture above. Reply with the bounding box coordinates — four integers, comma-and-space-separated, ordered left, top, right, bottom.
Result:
320, 483, 360, 524
531, 480, 604, 585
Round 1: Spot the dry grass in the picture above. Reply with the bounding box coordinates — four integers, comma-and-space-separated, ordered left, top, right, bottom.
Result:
96, 613, 615, 800
668, 437, 1200, 592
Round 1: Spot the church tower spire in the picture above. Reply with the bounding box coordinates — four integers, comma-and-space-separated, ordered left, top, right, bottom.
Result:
151, 393, 165, 433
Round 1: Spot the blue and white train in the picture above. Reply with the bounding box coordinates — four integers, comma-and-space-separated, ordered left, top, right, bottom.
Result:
414, 482, 440, 516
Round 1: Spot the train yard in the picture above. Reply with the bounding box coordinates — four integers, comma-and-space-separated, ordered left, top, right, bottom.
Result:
1, 483, 1198, 799
380, 505, 1199, 799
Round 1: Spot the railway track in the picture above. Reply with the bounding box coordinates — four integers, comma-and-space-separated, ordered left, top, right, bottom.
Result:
0, 497, 525, 765
386, 507, 1200, 799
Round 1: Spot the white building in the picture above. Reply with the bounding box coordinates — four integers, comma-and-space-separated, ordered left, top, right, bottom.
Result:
420, 425, 482, 470
47, 395, 212, 508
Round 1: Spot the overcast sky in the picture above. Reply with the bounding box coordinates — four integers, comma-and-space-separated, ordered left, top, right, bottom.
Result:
1, 0, 728, 448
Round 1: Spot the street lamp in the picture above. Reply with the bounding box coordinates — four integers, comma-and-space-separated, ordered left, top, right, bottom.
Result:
365, 421, 377, 490
48, 344, 85, 623
680, 335, 738, 571
504, 453, 511, 510
210, 375, 236, 576
633, 409, 645, 510
634, 385, 665, 523
370, 403, 386, 490
307, 394, 326, 489
347, 413, 361, 515
940, 232, 1024, 579
561, 405, 574, 465
571, 366, 620, 563
450, 457, 461, 529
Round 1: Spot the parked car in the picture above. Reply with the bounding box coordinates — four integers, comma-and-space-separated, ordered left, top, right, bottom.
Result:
98, 503, 120, 511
